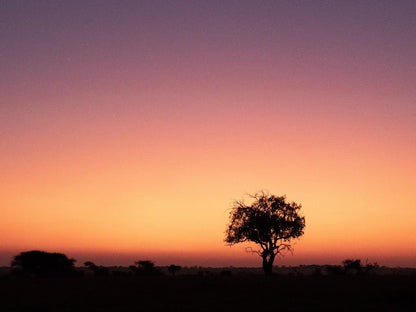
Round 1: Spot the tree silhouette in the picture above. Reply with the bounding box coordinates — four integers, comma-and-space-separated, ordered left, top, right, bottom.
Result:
342, 259, 380, 275
84, 261, 96, 269
168, 264, 181, 276
11, 250, 75, 277
136, 260, 156, 272
225, 192, 305, 275
342, 259, 362, 274
130, 260, 161, 276
84, 261, 109, 276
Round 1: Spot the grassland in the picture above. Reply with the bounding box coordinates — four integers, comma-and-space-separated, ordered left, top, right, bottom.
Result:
1, 271, 415, 311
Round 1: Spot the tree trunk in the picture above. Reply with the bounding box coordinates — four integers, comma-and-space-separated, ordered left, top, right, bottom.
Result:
262, 254, 275, 276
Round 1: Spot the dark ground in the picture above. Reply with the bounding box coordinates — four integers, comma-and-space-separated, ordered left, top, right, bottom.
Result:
1, 273, 415, 312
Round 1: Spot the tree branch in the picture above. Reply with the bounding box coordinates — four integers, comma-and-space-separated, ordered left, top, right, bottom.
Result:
245, 247, 262, 256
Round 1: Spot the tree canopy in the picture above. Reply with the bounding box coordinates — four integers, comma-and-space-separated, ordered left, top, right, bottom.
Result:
129, 260, 161, 276
11, 250, 76, 276
168, 264, 182, 276
225, 192, 305, 275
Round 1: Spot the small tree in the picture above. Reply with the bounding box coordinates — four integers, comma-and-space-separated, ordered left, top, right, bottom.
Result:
225, 192, 305, 275
342, 259, 362, 274
136, 260, 156, 272
131, 260, 161, 276
84, 261, 97, 270
84, 261, 109, 276
364, 261, 379, 274
168, 264, 182, 276
342, 259, 379, 275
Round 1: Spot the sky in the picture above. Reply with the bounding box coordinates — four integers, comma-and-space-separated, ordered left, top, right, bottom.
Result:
1, 0, 415, 267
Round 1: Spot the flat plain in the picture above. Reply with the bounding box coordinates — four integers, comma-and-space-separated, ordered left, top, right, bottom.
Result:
1, 273, 415, 311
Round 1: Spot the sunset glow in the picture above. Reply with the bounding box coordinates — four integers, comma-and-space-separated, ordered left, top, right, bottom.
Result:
1, 1, 415, 267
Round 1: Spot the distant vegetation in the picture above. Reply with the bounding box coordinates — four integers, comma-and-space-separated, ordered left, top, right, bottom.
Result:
129, 260, 162, 276
168, 264, 182, 276
2, 254, 415, 312
342, 259, 379, 275
84, 261, 109, 276
2, 250, 411, 279
11, 250, 76, 277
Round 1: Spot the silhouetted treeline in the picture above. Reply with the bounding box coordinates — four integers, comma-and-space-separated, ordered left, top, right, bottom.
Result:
7, 251, 411, 279
2, 265, 416, 312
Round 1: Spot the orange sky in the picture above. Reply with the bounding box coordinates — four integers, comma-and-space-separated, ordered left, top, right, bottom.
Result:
1, 1, 415, 267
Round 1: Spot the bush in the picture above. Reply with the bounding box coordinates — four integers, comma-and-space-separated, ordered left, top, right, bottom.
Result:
11, 250, 76, 277
84, 261, 109, 276
168, 264, 182, 276
130, 260, 162, 276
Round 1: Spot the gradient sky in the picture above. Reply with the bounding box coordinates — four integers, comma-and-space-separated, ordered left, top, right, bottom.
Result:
1, 0, 415, 267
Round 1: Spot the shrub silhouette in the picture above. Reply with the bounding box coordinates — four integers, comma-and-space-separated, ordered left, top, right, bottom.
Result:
364, 261, 379, 274
84, 261, 109, 276
84, 261, 96, 269
168, 264, 181, 276
225, 191, 305, 275
11, 250, 75, 277
130, 260, 161, 276
342, 259, 362, 273
342, 259, 379, 275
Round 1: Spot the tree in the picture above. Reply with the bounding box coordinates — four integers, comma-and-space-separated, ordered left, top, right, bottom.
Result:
84, 261, 96, 269
225, 192, 305, 275
84, 261, 109, 276
11, 250, 76, 277
130, 260, 161, 276
136, 260, 156, 272
342, 259, 379, 275
342, 259, 362, 274
168, 264, 182, 276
